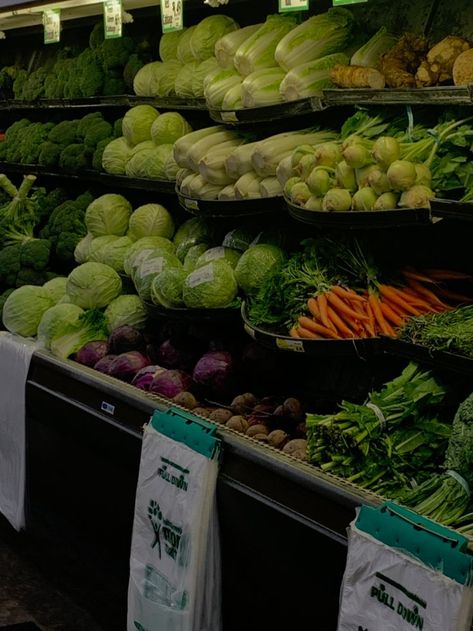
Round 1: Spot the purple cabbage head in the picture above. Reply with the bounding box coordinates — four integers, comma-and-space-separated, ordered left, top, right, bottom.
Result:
109, 351, 150, 382
108, 326, 145, 355
149, 369, 193, 399
76, 341, 109, 367
131, 365, 166, 391
192, 351, 233, 395
94, 354, 118, 375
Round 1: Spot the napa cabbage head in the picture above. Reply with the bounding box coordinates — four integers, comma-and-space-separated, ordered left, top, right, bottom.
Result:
104, 294, 148, 332
204, 68, 242, 108
122, 105, 160, 146
2, 285, 55, 337
234, 244, 285, 295
67, 262, 122, 309
183, 259, 238, 309
190, 15, 239, 62
275, 7, 354, 71
151, 112, 192, 145
128, 204, 175, 240
280, 52, 349, 101
85, 194, 132, 237
150, 267, 186, 308
43, 277, 68, 304
102, 137, 133, 175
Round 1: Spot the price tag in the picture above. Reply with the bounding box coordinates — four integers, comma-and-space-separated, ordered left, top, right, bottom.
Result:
184, 197, 199, 211
160, 0, 183, 33
279, 0, 309, 11
332, 0, 367, 5
276, 338, 305, 353
101, 401, 115, 415
103, 0, 122, 40
43, 9, 60, 44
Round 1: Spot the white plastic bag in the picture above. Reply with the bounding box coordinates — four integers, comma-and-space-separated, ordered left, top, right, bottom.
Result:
127, 422, 221, 631
337, 523, 473, 631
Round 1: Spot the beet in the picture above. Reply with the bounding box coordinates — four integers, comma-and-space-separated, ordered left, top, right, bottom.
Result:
76, 341, 109, 367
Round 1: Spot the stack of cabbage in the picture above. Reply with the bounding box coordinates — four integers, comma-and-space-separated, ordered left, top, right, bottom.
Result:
281, 135, 435, 212
174, 125, 337, 200
122, 217, 286, 310
102, 105, 192, 180
133, 10, 354, 109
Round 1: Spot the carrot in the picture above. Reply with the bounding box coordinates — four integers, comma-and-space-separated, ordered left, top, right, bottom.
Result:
297, 326, 319, 339
434, 287, 473, 304
307, 297, 320, 319
379, 301, 403, 326
289, 327, 300, 338
398, 287, 435, 311
326, 306, 356, 338
378, 285, 422, 316
298, 316, 340, 339
421, 268, 473, 281
368, 292, 393, 336
331, 285, 365, 303
317, 294, 336, 332
401, 269, 437, 284
365, 303, 376, 337
382, 299, 405, 317
326, 290, 368, 321
404, 278, 450, 309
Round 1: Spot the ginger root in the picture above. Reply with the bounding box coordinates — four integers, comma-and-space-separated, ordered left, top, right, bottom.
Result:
381, 33, 428, 88
330, 64, 385, 89
416, 36, 471, 87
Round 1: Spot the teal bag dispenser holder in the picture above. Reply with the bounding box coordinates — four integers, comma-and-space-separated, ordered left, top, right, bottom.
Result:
151, 406, 221, 460
356, 501, 473, 586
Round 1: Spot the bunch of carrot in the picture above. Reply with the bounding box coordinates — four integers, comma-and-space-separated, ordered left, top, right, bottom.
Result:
289, 268, 473, 341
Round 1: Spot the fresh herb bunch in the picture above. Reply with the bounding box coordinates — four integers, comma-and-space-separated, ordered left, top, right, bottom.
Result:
306, 363, 448, 496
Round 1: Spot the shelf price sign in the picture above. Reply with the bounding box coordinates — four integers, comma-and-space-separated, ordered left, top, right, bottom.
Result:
43, 9, 60, 44
160, 0, 183, 33
279, 0, 309, 11
104, 0, 122, 40
332, 0, 367, 5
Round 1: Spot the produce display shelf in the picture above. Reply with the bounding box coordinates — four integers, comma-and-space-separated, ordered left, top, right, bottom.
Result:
0, 95, 207, 111
431, 198, 473, 221
27, 349, 379, 542
208, 96, 326, 125
382, 338, 473, 376
241, 302, 380, 357
144, 300, 242, 324
176, 188, 285, 217
285, 196, 433, 229
323, 85, 473, 107
0, 162, 176, 193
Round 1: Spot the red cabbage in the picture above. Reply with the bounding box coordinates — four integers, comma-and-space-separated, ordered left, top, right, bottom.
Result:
192, 351, 233, 395
155, 339, 195, 370
109, 351, 150, 382
149, 369, 192, 399
132, 365, 166, 391
76, 341, 109, 367
108, 325, 145, 355
94, 354, 118, 375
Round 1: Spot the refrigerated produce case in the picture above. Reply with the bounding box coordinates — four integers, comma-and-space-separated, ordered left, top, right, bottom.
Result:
1, 0, 473, 628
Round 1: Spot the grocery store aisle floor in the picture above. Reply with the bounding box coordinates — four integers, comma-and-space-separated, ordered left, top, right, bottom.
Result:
0, 523, 105, 631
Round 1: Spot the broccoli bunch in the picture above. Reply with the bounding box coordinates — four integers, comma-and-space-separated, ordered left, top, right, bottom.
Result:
0, 66, 23, 99
40, 191, 92, 266
0, 236, 51, 290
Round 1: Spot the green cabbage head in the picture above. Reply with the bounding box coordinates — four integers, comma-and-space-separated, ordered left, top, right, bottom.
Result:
134, 249, 182, 301
104, 294, 148, 332
151, 112, 192, 145
128, 204, 175, 240
133, 61, 181, 97
37, 303, 84, 349
151, 267, 186, 308
85, 194, 132, 237
67, 262, 122, 309
195, 246, 241, 269
190, 15, 239, 62
43, 277, 68, 304
234, 244, 285, 295
183, 259, 237, 308
2, 285, 55, 336
102, 137, 133, 175
123, 236, 175, 277
122, 105, 160, 146
159, 29, 186, 62
97, 236, 134, 272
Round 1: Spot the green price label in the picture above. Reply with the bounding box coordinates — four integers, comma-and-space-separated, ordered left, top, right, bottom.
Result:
160, 0, 183, 33
332, 0, 367, 5
43, 9, 60, 44
103, 0, 122, 39
279, 0, 309, 10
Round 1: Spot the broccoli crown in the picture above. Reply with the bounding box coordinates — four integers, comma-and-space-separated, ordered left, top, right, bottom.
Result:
42, 195, 88, 239
77, 49, 104, 97
38, 141, 62, 168
13, 70, 28, 99
77, 112, 104, 138
5, 118, 31, 144
55, 231, 82, 263
89, 22, 105, 50
17, 122, 52, 163
48, 120, 79, 146
92, 137, 112, 171
123, 54, 145, 91
16, 267, 48, 287
0, 244, 21, 287
102, 75, 126, 96
84, 120, 113, 149
63, 61, 83, 99
113, 117, 123, 138
21, 67, 48, 101
20, 238, 51, 271
74, 191, 94, 210
59, 143, 92, 172
99, 36, 135, 70
43, 75, 60, 99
